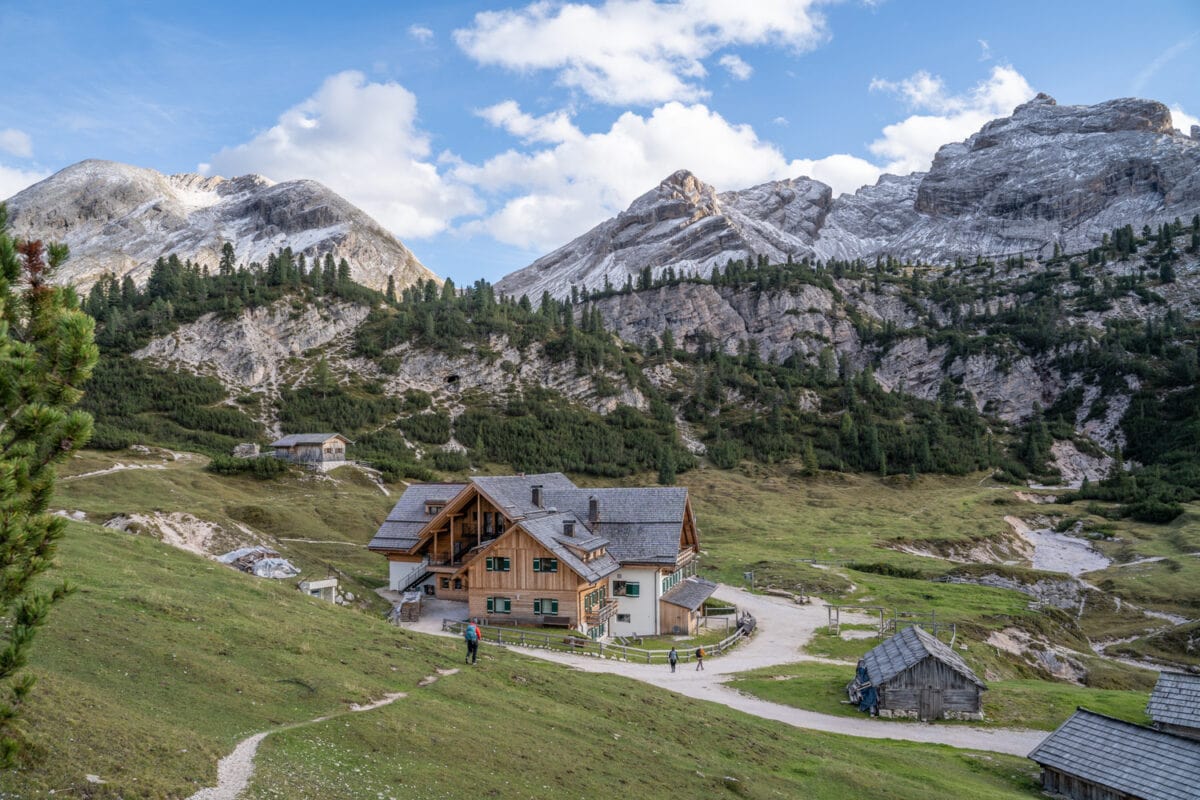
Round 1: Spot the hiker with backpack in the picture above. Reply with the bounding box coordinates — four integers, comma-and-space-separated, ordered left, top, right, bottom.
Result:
668, 647, 678, 672
695, 646, 705, 670
464, 621, 481, 664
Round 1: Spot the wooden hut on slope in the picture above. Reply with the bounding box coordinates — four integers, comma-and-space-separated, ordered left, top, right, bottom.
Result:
1147, 671, 1200, 742
1028, 708, 1200, 800
855, 624, 985, 721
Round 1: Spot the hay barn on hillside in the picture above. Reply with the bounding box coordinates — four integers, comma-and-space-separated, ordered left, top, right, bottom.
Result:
854, 624, 985, 721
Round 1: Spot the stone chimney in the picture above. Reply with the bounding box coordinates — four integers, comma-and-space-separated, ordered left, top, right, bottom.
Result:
531, 484, 543, 508
563, 519, 575, 537
588, 496, 600, 524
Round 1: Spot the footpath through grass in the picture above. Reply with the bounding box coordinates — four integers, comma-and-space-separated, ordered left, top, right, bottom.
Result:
5, 519, 1044, 799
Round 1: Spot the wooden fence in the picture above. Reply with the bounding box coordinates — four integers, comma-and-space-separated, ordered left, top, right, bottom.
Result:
443, 614, 754, 664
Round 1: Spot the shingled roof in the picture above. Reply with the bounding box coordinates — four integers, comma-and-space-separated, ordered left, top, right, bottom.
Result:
270, 433, 350, 447
367, 483, 467, 551
519, 513, 620, 583
1029, 709, 1200, 800
1148, 671, 1200, 732
660, 576, 718, 611
862, 625, 985, 688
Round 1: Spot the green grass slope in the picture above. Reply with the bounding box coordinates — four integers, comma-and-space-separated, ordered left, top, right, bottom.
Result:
5, 520, 1042, 799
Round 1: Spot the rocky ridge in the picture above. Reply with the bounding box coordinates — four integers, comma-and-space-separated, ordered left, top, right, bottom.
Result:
5, 159, 436, 292
498, 95, 1200, 302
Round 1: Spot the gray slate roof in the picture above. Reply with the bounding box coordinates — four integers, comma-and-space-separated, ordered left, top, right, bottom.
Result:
471, 473, 576, 517
1148, 671, 1200, 731
367, 483, 467, 551
660, 577, 718, 610
1029, 709, 1200, 800
270, 433, 349, 447
519, 512, 620, 584
862, 625, 985, 688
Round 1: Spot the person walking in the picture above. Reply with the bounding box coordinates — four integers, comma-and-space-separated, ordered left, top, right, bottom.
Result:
668, 647, 678, 673
464, 621, 480, 664
694, 646, 705, 671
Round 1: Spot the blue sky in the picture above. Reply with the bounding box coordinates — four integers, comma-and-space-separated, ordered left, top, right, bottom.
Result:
1, 0, 1198, 284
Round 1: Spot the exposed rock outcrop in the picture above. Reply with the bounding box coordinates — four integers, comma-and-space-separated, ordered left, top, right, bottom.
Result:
5, 160, 436, 291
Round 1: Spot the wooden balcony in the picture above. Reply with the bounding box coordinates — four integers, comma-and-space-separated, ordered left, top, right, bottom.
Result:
585, 598, 619, 626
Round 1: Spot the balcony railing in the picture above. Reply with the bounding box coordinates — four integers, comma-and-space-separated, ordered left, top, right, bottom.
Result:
585, 598, 619, 626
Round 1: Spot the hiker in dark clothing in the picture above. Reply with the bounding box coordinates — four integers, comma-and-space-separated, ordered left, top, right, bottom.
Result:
668, 647, 678, 673
695, 646, 705, 670
464, 621, 480, 664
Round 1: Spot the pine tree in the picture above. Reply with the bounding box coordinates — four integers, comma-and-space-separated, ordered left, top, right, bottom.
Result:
0, 208, 98, 766
657, 446, 676, 485
386, 275, 397, 303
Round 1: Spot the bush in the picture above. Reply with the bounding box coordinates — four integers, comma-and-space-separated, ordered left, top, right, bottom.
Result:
205, 455, 290, 479
431, 449, 470, 472
846, 562, 925, 579
370, 458, 435, 483
1123, 500, 1184, 524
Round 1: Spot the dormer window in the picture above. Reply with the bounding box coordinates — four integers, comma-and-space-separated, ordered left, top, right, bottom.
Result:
425, 503, 445, 516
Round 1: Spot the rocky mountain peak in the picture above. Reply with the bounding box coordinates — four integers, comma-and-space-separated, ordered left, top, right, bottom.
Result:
5, 159, 437, 292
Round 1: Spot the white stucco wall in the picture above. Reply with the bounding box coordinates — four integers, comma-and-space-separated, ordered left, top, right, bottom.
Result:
389, 559, 426, 591
609, 567, 659, 637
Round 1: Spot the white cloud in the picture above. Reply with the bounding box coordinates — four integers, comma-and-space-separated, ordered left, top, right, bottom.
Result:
1170, 104, 1199, 134
408, 24, 434, 43
0, 164, 49, 200
772, 116, 789, 126
454, 0, 825, 104
205, 71, 480, 239
978, 39, 991, 61
719, 54, 753, 80
868, 65, 1035, 174
1132, 33, 1197, 93
0, 129, 33, 159
455, 99, 877, 250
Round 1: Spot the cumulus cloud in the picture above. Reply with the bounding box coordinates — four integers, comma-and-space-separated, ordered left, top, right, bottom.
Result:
454, 0, 825, 104
0, 129, 33, 159
868, 65, 1035, 174
0, 164, 49, 200
455, 100, 875, 250
408, 24, 434, 43
204, 71, 480, 238
1170, 104, 1199, 134
719, 54, 753, 80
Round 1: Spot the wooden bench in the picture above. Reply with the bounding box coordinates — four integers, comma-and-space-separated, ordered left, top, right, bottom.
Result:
543, 615, 571, 628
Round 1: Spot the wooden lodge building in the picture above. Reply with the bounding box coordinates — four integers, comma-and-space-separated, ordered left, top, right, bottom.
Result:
855, 624, 986, 721
367, 473, 714, 639
269, 433, 351, 469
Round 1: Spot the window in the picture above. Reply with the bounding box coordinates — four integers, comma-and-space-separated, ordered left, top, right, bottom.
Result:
613, 581, 639, 597
440, 578, 450, 589
533, 557, 558, 573
453, 578, 462, 590
483, 511, 494, 536
485, 556, 511, 572
584, 586, 607, 610
425, 503, 444, 516
617, 614, 631, 623
587, 624, 605, 640
486, 597, 511, 614
533, 598, 559, 615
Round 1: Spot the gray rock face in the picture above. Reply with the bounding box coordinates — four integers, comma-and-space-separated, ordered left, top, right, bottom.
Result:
496, 170, 832, 301
5, 159, 436, 291
501, 95, 1200, 301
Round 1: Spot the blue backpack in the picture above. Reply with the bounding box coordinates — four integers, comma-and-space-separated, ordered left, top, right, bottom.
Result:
464, 624, 479, 642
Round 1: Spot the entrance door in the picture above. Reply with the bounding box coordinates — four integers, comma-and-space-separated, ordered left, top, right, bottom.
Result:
919, 686, 943, 721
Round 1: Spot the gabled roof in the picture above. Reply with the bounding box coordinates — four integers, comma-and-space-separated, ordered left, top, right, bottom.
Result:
518, 512, 620, 584
1148, 671, 1200, 731
660, 576, 718, 611
544, 486, 690, 565
270, 433, 351, 447
368, 483, 468, 551
1029, 709, 1200, 800
471, 473, 576, 517
862, 625, 985, 688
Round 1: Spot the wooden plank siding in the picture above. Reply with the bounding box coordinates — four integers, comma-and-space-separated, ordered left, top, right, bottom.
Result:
879, 657, 982, 715
1041, 767, 1137, 800
465, 527, 599, 626
660, 601, 699, 636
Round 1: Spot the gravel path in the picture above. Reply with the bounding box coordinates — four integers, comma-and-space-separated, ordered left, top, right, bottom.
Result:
407, 586, 1046, 757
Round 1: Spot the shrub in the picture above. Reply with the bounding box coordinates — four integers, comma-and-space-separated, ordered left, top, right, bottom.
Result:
205, 455, 290, 479
1123, 500, 1184, 524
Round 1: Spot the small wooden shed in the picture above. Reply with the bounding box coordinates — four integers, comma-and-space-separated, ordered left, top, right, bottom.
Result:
1029, 708, 1200, 800
1147, 671, 1200, 742
857, 624, 986, 720
269, 433, 351, 468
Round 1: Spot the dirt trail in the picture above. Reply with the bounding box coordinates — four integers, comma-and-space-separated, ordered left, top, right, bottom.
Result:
184, 672, 455, 800
405, 587, 1046, 757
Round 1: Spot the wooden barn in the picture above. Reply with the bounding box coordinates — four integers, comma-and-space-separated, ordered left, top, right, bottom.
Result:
1028, 708, 1200, 800
269, 433, 351, 469
856, 624, 986, 720
1147, 671, 1200, 741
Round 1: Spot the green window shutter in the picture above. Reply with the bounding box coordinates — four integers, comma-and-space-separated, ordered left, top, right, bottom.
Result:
533, 558, 541, 572
486, 597, 494, 612
547, 558, 557, 572
626, 582, 640, 597
501, 598, 511, 613
550, 599, 558, 614
502, 557, 511, 571
533, 599, 542, 614
486, 557, 494, 571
